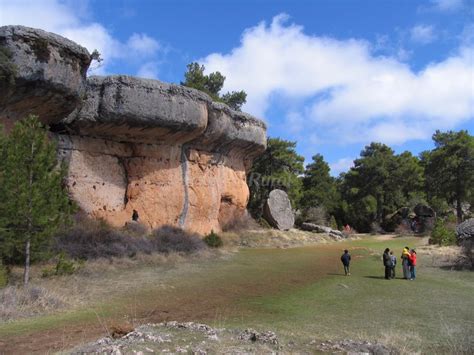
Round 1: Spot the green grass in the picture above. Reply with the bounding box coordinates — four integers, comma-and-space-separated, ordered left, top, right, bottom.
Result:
1, 235, 473, 353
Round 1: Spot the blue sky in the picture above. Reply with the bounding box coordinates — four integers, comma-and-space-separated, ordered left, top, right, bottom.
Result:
1, 0, 473, 175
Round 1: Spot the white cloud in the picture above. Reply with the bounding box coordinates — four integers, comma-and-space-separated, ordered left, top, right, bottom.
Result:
431, 0, 463, 11
410, 25, 437, 44
137, 62, 160, 79
330, 158, 354, 176
127, 33, 160, 56
0, 0, 162, 75
201, 15, 474, 145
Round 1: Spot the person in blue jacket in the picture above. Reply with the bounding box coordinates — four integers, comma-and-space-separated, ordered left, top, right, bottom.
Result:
341, 249, 351, 276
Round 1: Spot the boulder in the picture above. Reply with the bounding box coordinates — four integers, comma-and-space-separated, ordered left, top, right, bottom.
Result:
300, 223, 345, 239
414, 204, 435, 217
263, 190, 294, 230
0, 25, 91, 125
456, 218, 474, 240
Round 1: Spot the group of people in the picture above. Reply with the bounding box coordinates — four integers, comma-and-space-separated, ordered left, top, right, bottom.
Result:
340, 247, 417, 280
383, 246, 416, 280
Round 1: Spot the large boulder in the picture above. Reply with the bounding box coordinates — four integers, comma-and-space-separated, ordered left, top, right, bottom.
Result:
263, 190, 294, 230
0, 26, 91, 125
456, 218, 474, 240
414, 204, 435, 217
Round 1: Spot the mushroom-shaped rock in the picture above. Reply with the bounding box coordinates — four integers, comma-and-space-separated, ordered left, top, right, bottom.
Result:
0, 25, 91, 125
456, 218, 474, 241
414, 204, 435, 217
61, 75, 211, 145
263, 189, 294, 230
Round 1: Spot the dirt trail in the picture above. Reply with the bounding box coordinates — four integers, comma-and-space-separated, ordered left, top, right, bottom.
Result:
0, 242, 357, 353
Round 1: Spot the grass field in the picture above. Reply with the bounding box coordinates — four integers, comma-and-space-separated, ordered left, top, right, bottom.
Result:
0, 235, 473, 353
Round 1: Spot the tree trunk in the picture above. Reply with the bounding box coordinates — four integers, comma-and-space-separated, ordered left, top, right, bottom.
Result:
456, 197, 463, 224
23, 238, 30, 286
24, 141, 35, 286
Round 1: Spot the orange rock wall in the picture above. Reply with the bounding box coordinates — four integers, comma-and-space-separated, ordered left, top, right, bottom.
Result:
58, 135, 250, 234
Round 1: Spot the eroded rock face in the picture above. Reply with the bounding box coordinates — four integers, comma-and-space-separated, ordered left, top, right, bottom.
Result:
1, 26, 267, 235
0, 26, 91, 126
456, 218, 474, 240
263, 189, 294, 230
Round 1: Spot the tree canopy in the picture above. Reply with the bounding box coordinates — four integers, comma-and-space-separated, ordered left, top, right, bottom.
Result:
248, 138, 304, 219
182, 62, 247, 111
0, 116, 72, 285
422, 130, 474, 223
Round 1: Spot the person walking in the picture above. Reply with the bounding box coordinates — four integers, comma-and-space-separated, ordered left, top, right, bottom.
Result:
383, 248, 392, 280
340, 249, 351, 276
401, 246, 411, 280
408, 249, 417, 280
390, 251, 397, 279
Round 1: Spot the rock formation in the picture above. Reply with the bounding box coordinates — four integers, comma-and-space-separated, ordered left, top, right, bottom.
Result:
456, 218, 474, 240
0, 26, 267, 234
300, 223, 345, 239
263, 189, 294, 230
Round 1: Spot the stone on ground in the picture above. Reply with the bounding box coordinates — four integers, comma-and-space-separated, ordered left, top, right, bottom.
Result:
456, 218, 474, 240
263, 189, 294, 230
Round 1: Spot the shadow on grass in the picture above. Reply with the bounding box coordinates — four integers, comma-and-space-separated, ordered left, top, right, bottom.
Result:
363, 276, 388, 279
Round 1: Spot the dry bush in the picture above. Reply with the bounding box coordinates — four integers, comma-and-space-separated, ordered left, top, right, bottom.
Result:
458, 239, 474, 270
150, 225, 206, 254
0, 285, 64, 321
221, 212, 260, 232
122, 221, 149, 237
54, 220, 152, 260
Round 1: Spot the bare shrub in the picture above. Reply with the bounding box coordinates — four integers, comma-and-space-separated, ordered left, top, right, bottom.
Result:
458, 239, 474, 270
0, 285, 63, 321
150, 225, 205, 254
123, 221, 149, 237
54, 219, 152, 260
221, 212, 260, 232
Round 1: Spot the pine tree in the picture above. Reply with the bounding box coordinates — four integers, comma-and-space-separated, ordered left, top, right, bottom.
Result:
182, 62, 247, 111
422, 130, 474, 223
0, 115, 71, 285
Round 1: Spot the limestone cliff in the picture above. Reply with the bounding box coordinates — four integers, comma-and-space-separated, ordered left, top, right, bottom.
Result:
0, 26, 266, 234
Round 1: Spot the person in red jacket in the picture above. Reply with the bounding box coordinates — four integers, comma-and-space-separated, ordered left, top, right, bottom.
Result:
408, 249, 417, 280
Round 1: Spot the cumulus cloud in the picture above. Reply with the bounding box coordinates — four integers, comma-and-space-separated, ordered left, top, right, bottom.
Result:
137, 62, 160, 79
431, 0, 464, 11
410, 25, 437, 44
127, 33, 160, 56
202, 14, 474, 145
0, 0, 161, 74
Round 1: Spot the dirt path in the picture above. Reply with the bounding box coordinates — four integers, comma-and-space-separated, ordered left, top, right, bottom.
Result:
0, 241, 370, 353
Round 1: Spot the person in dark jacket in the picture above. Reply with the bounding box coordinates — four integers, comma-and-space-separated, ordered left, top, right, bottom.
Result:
340, 249, 351, 276
383, 248, 392, 279
390, 251, 397, 279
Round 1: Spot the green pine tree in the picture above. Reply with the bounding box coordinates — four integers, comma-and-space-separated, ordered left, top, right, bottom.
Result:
182, 62, 247, 111
0, 115, 71, 285
422, 130, 474, 223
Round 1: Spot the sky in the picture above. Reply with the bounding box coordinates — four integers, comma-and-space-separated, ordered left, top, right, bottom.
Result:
1, 0, 473, 175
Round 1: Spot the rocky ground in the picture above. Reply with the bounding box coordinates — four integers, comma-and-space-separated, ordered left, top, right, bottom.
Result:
72, 321, 397, 354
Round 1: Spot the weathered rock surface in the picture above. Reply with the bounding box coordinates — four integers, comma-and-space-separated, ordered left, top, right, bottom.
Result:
456, 218, 474, 240
0, 25, 91, 126
0, 26, 267, 234
414, 204, 435, 217
263, 189, 294, 230
300, 222, 345, 239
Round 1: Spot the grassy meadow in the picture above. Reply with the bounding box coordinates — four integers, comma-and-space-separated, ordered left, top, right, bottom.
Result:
0, 235, 472, 353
